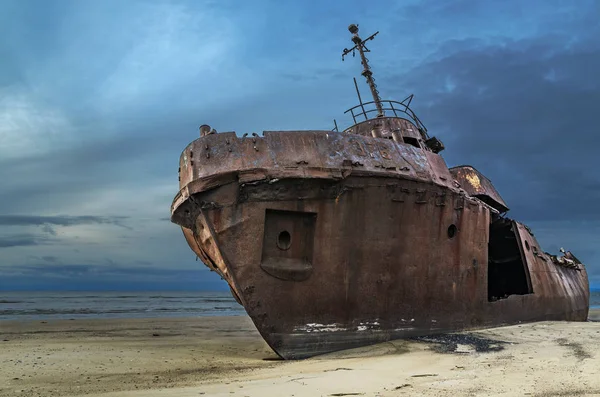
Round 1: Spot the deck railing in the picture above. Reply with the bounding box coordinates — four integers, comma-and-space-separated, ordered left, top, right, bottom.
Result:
343, 95, 428, 134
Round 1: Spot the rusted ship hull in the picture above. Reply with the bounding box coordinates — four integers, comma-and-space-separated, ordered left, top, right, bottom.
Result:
171, 130, 590, 359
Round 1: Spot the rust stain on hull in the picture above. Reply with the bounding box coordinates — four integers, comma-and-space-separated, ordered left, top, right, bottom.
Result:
169, 24, 590, 360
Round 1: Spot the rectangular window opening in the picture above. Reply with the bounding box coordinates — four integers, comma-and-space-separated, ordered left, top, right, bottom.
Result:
403, 136, 420, 148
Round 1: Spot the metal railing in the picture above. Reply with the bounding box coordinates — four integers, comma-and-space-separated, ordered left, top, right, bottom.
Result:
343, 95, 428, 134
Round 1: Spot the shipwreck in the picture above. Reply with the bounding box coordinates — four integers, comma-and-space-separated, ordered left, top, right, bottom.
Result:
170, 24, 590, 359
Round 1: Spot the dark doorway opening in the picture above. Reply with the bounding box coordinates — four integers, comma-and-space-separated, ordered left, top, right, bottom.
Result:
487, 219, 533, 302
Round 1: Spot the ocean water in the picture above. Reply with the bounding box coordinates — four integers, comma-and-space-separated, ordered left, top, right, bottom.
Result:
591, 290, 600, 309
0, 291, 245, 321
0, 291, 598, 322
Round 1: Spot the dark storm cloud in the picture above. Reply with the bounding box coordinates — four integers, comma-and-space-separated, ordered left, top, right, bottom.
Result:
0, 215, 131, 249
378, 32, 600, 222
0, 263, 225, 291
3, 263, 153, 279
0, 99, 251, 216
0, 115, 189, 184
0, 215, 129, 227
0, 234, 51, 248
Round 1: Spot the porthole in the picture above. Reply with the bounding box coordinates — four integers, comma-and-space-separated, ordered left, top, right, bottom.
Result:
525, 241, 530, 251
447, 224, 457, 239
277, 230, 291, 250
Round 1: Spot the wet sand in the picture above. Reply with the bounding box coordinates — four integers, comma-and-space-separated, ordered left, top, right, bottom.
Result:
1, 310, 599, 397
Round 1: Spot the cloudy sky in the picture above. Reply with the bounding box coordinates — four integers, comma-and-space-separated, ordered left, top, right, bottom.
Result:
1, 0, 598, 291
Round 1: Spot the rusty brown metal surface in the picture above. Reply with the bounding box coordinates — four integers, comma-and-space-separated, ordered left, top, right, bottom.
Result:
170, 127, 589, 359
449, 165, 510, 213
169, 24, 589, 360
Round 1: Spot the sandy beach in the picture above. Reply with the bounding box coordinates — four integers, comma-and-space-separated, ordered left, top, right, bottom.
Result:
1, 310, 599, 397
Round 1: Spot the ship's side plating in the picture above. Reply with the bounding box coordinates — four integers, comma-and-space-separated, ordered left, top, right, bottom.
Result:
171, 127, 590, 359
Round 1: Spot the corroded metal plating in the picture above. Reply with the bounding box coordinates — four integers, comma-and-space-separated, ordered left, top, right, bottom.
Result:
170, 24, 589, 360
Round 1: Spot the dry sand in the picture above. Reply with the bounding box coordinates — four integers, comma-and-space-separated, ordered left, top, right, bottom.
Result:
1, 310, 599, 397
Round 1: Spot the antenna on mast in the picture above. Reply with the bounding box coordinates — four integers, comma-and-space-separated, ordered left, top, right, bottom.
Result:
342, 24, 384, 118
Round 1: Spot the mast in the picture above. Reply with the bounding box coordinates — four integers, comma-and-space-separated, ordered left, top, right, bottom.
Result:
342, 24, 384, 118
